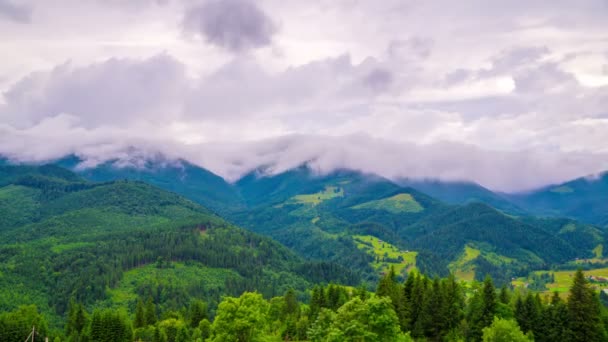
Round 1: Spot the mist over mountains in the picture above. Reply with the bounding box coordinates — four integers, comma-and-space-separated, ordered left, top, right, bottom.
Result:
2, 137, 607, 193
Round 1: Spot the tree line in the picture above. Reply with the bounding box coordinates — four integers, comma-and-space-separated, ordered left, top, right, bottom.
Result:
1, 269, 607, 341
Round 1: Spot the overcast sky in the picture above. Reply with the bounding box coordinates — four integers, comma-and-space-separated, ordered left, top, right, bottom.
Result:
1, 0, 607, 191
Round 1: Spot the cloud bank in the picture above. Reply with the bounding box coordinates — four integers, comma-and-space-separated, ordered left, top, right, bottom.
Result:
0, 0, 607, 192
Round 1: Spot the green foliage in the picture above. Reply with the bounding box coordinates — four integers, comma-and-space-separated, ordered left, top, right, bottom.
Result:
0, 305, 48, 342
482, 317, 532, 342
210, 292, 270, 342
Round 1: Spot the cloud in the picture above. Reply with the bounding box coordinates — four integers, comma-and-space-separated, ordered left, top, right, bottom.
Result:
2, 124, 608, 192
1, 54, 187, 129
1, 1, 608, 192
0, 0, 31, 23
183, 0, 277, 53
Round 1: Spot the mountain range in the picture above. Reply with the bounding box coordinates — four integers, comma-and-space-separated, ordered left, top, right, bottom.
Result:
1, 153, 607, 322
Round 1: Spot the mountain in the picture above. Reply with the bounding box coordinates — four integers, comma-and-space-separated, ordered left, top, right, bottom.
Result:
0, 164, 358, 325
404, 203, 583, 283
55, 155, 244, 214
397, 178, 524, 214
43, 155, 608, 282
508, 171, 608, 227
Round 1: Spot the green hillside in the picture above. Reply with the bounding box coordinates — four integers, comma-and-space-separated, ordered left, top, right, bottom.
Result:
48, 159, 608, 287
56, 155, 245, 214
0, 164, 358, 327
398, 178, 525, 214
508, 171, 608, 227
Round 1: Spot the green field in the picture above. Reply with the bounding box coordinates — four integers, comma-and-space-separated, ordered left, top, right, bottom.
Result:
448, 244, 516, 282
449, 245, 480, 282
351, 193, 423, 213
513, 267, 608, 294
353, 235, 417, 275
550, 185, 574, 193
289, 186, 344, 206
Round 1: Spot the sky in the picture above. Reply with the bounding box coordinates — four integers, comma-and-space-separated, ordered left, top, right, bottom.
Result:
0, 0, 607, 192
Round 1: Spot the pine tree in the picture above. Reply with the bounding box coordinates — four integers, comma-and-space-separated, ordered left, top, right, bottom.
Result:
481, 276, 497, 328
144, 297, 157, 326
283, 288, 300, 318
469, 276, 497, 341
537, 292, 569, 342
442, 273, 464, 335
134, 299, 146, 328
567, 270, 606, 342
189, 300, 208, 328
499, 285, 510, 304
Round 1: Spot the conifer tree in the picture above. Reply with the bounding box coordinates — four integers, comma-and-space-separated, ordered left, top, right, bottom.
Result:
134, 299, 146, 328
189, 300, 208, 328
567, 270, 606, 342
144, 297, 157, 326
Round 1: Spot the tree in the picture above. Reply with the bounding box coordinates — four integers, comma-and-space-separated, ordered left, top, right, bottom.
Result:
283, 288, 300, 318
145, 297, 157, 326
468, 277, 497, 341
66, 298, 87, 339
0, 305, 49, 342
134, 299, 146, 328
567, 269, 606, 342
210, 292, 270, 342
89, 309, 132, 342
537, 292, 569, 342
482, 317, 532, 342
189, 300, 208, 328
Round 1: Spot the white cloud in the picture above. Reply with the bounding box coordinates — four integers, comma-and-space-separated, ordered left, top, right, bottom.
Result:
0, 0, 607, 192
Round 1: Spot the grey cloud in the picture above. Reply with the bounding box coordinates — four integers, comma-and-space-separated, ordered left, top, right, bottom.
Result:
183, 0, 277, 52
363, 69, 393, 92
1, 54, 187, 129
0, 0, 31, 23
387, 38, 433, 61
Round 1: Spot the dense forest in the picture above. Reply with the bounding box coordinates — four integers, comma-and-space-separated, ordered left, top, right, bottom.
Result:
2, 163, 608, 341
2, 269, 607, 341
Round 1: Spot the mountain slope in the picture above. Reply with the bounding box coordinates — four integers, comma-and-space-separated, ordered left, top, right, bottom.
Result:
508, 171, 608, 226
0, 164, 358, 325
398, 178, 524, 214
406, 202, 598, 283
55, 155, 244, 214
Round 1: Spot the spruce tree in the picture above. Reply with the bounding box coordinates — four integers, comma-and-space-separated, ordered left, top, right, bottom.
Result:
144, 297, 157, 326
134, 299, 146, 328
567, 270, 606, 342
189, 300, 208, 328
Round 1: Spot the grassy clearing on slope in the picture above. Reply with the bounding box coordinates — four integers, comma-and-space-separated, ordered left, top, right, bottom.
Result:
354, 235, 417, 276
449, 245, 480, 282
351, 193, 423, 213
594, 244, 604, 258
289, 186, 344, 206
513, 267, 608, 294
449, 244, 516, 282
550, 185, 574, 193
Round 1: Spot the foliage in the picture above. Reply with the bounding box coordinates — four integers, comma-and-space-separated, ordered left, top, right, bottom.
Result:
482, 317, 531, 342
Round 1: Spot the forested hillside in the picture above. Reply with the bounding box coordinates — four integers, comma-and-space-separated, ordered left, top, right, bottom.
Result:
53, 160, 608, 284
508, 171, 608, 227
0, 164, 357, 328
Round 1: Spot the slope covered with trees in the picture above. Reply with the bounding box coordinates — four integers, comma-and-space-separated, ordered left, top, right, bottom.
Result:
0, 164, 358, 328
